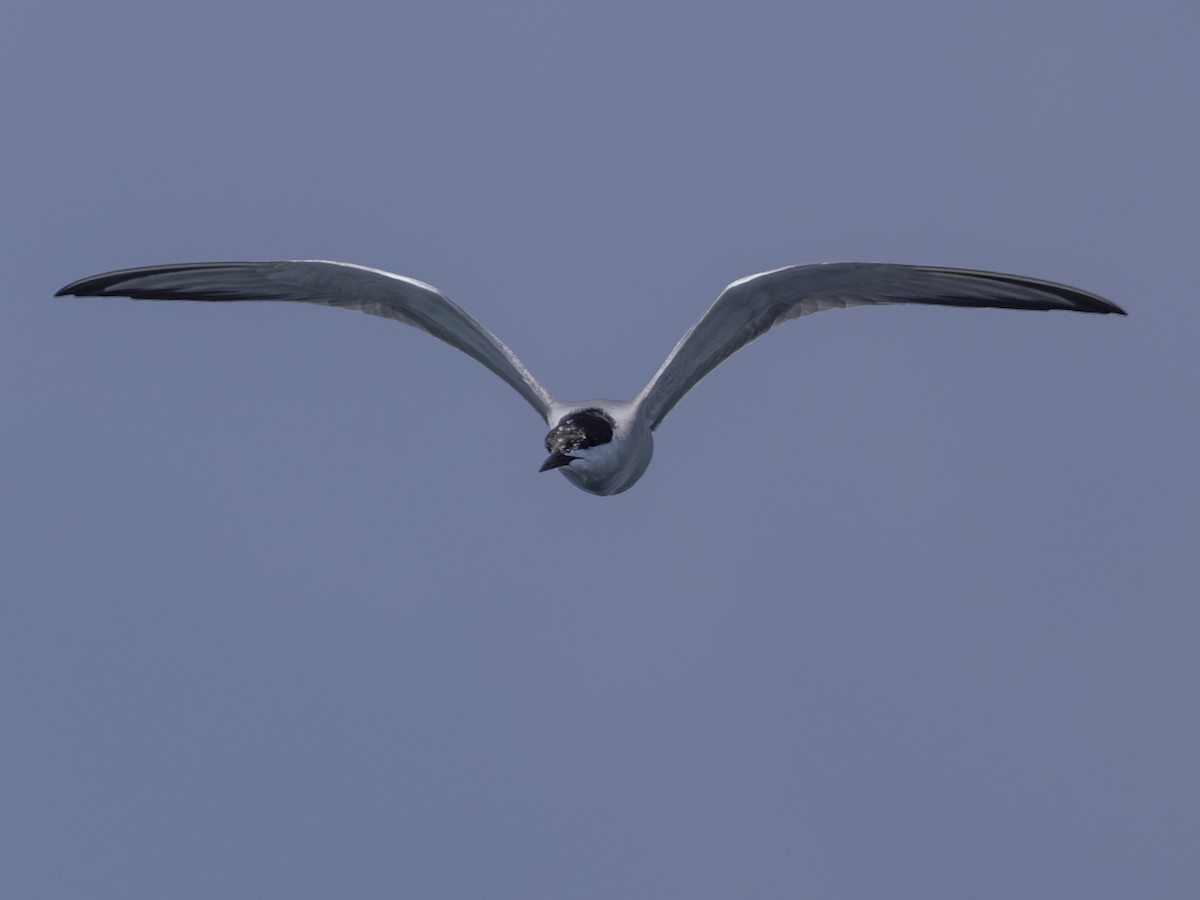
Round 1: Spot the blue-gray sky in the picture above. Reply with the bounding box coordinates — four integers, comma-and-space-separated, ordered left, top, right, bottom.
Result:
4, 1, 1197, 897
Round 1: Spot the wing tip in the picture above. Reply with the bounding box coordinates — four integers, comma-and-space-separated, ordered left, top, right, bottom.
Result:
54, 263, 270, 300
1079, 297, 1126, 316
1068, 290, 1125, 316
56, 269, 144, 298
55, 276, 104, 297
962, 268, 1127, 316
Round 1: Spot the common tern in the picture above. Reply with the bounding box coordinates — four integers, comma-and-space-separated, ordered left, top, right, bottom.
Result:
57, 261, 1124, 495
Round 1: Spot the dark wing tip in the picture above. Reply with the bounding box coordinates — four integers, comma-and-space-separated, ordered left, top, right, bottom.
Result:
55, 269, 142, 296
56, 265, 190, 298
1066, 294, 1127, 316
53, 263, 272, 301
55, 275, 116, 297
1056, 287, 1127, 316
959, 269, 1127, 316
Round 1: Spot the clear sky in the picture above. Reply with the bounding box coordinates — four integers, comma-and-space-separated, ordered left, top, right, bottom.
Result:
4, 1, 1197, 897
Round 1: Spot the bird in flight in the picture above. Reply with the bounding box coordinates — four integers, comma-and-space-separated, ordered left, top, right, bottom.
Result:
58, 260, 1123, 495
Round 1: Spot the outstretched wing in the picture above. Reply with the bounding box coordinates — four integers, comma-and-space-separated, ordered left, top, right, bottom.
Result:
57, 260, 555, 418
635, 262, 1124, 430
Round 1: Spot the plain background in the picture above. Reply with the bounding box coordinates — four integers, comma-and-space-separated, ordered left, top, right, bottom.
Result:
4, 1, 1197, 897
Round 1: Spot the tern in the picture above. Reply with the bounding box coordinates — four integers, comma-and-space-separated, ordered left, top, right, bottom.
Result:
57, 261, 1124, 495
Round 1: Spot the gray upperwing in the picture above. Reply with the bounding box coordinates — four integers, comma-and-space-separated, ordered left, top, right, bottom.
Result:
57, 260, 555, 418
634, 262, 1124, 430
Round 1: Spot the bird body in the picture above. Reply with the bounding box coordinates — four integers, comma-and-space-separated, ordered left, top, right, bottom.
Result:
541, 401, 653, 496
57, 260, 1123, 495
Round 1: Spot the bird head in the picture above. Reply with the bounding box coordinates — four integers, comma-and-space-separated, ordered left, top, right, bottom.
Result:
539, 408, 615, 473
